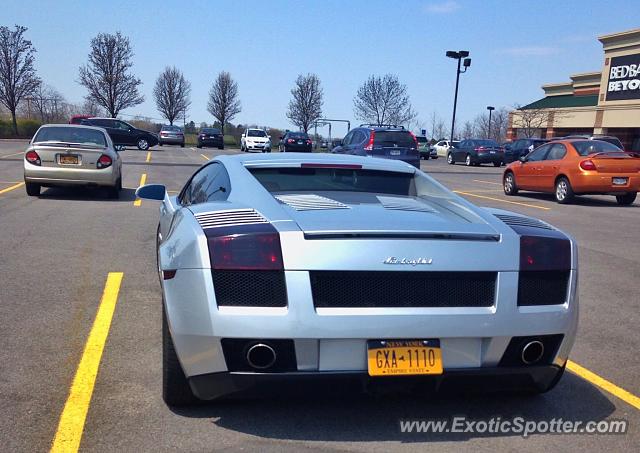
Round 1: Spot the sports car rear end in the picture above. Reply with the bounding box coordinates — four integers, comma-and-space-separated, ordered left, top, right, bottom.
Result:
149, 154, 578, 404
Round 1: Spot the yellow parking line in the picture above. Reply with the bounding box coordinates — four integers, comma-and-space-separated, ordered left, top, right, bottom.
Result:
50, 272, 124, 453
145, 151, 151, 163
0, 151, 24, 158
472, 179, 502, 186
200, 153, 209, 161
568, 360, 640, 410
454, 190, 551, 211
0, 182, 25, 195
133, 173, 147, 207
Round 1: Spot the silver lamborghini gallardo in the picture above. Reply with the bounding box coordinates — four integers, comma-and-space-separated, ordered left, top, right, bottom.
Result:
136, 153, 578, 406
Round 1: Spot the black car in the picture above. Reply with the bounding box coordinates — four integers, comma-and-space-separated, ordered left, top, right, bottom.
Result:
504, 138, 548, 163
447, 139, 504, 166
80, 117, 158, 150
331, 124, 420, 168
279, 132, 312, 152
197, 128, 224, 149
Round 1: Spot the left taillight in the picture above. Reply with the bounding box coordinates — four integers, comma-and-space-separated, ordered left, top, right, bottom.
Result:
25, 150, 41, 166
409, 131, 418, 149
97, 154, 112, 169
520, 235, 571, 271
364, 130, 375, 153
207, 225, 283, 270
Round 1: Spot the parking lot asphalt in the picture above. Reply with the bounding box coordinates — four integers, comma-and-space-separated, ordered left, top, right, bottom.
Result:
0, 141, 638, 452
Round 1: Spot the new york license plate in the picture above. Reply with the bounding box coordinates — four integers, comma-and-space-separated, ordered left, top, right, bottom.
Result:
59, 155, 79, 165
367, 339, 443, 376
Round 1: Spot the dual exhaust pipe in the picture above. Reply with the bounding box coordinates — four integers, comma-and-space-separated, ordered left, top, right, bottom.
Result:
246, 343, 277, 370
521, 340, 545, 365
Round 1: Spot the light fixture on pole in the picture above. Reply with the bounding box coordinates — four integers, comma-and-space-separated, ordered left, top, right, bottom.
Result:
446, 50, 471, 144
486, 106, 495, 139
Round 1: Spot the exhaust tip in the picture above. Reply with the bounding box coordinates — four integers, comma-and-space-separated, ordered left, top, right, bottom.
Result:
521, 340, 544, 365
246, 343, 277, 370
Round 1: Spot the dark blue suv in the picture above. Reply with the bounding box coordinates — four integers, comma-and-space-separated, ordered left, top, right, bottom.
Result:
331, 125, 420, 168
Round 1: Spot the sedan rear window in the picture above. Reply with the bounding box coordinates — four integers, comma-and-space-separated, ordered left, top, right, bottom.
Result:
572, 140, 625, 156
33, 127, 107, 146
288, 132, 308, 139
373, 131, 415, 148
202, 128, 221, 134
249, 168, 415, 196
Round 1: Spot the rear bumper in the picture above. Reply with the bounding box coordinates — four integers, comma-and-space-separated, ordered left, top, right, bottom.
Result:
283, 145, 312, 152
159, 136, 184, 144
198, 138, 224, 147
474, 153, 504, 163
188, 365, 565, 400
571, 173, 640, 194
24, 163, 118, 187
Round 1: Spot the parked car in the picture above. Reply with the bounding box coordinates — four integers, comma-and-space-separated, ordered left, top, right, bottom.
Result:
279, 131, 312, 152
558, 135, 623, 150
504, 138, 549, 164
80, 117, 158, 150
241, 128, 271, 152
136, 152, 578, 405
320, 140, 328, 149
331, 124, 420, 168
24, 124, 122, 198
447, 139, 504, 166
417, 135, 431, 160
158, 125, 185, 147
433, 140, 460, 157
503, 139, 639, 205
197, 128, 224, 149
69, 115, 93, 125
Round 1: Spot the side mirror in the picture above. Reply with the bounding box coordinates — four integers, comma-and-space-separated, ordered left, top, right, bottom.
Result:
268, 135, 271, 139
241, 134, 245, 138
518, 156, 527, 163
136, 184, 166, 201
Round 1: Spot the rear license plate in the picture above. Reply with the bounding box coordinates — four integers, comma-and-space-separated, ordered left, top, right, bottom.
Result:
59, 155, 79, 165
390, 150, 401, 156
297, 141, 303, 144
367, 339, 443, 376
612, 177, 628, 185
490, 150, 496, 154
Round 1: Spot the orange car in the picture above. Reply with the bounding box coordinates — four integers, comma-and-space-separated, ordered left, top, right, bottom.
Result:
503, 139, 640, 205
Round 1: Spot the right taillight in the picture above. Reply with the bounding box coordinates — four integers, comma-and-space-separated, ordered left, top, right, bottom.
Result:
520, 235, 571, 271
579, 159, 597, 171
25, 150, 41, 166
207, 226, 283, 270
364, 130, 375, 153
97, 154, 112, 169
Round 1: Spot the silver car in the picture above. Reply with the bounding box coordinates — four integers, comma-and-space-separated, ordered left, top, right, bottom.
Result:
24, 124, 122, 198
158, 125, 185, 147
137, 153, 578, 406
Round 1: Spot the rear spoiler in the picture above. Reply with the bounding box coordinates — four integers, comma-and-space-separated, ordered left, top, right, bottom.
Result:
33, 141, 106, 150
589, 151, 640, 158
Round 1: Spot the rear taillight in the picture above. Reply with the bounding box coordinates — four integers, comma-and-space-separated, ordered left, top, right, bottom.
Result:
409, 131, 418, 149
579, 159, 597, 171
364, 130, 375, 153
475, 146, 486, 152
520, 236, 571, 271
97, 154, 112, 169
207, 226, 283, 270
306, 139, 312, 145
287, 138, 295, 144
25, 150, 41, 166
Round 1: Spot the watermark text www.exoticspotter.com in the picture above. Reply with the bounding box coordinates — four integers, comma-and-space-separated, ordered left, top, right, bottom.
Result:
399, 417, 628, 438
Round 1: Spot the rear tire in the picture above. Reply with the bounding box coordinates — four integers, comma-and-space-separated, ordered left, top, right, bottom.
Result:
616, 192, 637, 206
196, 144, 202, 149
108, 178, 121, 199
447, 152, 454, 165
465, 154, 472, 166
555, 177, 574, 204
158, 142, 163, 147
503, 172, 518, 196
25, 182, 40, 196
493, 162, 501, 167
162, 305, 199, 406
530, 364, 566, 394
218, 146, 224, 150
180, 143, 185, 148
137, 138, 150, 151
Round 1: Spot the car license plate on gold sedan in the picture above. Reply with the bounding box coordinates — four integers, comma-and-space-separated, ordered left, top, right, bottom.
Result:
59, 155, 79, 165
367, 339, 443, 376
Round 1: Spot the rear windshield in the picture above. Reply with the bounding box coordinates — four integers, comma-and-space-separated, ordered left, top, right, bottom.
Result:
202, 128, 221, 134
572, 140, 626, 156
249, 168, 414, 196
474, 139, 499, 147
248, 130, 267, 137
288, 132, 308, 139
33, 127, 107, 147
594, 137, 623, 149
374, 131, 415, 148
162, 125, 181, 132
416, 136, 428, 143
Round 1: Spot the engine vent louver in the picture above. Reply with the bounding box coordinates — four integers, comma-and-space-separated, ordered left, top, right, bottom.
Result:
377, 196, 436, 213
275, 194, 349, 211
194, 209, 268, 230
494, 214, 553, 230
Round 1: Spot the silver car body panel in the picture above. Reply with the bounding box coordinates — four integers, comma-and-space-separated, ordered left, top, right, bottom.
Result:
156, 153, 578, 379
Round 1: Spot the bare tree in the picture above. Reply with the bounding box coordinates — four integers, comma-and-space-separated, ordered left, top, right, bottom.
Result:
207, 71, 241, 134
286, 73, 323, 132
428, 111, 448, 141
490, 107, 509, 142
460, 121, 476, 139
511, 105, 566, 138
81, 98, 106, 117
0, 25, 40, 135
30, 83, 66, 123
153, 66, 191, 125
78, 32, 144, 118
353, 74, 417, 126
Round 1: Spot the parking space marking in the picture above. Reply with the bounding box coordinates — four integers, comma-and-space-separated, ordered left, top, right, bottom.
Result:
472, 179, 502, 185
200, 154, 209, 161
0, 151, 24, 158
133, 173, 147, 207
568, 360, 640, 410
454, 190, 551, 210
145, 151, 151, 163
50, 272, 124, 453
0, 182, 25, 195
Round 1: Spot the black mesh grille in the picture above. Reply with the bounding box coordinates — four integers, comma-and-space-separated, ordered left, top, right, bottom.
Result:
518, 271, 570, 306
310, 271, 496, 308
213, 270, 287, 307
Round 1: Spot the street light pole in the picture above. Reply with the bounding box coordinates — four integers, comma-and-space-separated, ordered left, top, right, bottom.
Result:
486, 106, 495, 139
446, 51, 471, 144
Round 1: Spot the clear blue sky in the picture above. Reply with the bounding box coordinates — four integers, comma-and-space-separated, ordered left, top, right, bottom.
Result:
5, 0, 639, 137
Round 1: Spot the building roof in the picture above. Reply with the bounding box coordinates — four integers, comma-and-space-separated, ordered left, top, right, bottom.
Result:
520, 94, 599, 110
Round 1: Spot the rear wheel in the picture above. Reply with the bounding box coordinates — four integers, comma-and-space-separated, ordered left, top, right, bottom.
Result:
616, 192, 637, 206
503, 172, 518, 195
555, 177, 574, 204
196, 143, 202, 149
137, 138, 150, 151
465, 154, 472, 166
162, 306, 199, 406
180, 143, 185, 148
218, 146, 224, 150
158, 142, 163, 147
25, 182, 40, 196
447, 152, 454, 165
493, 162, 501, 167
108, 178, 122, 199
